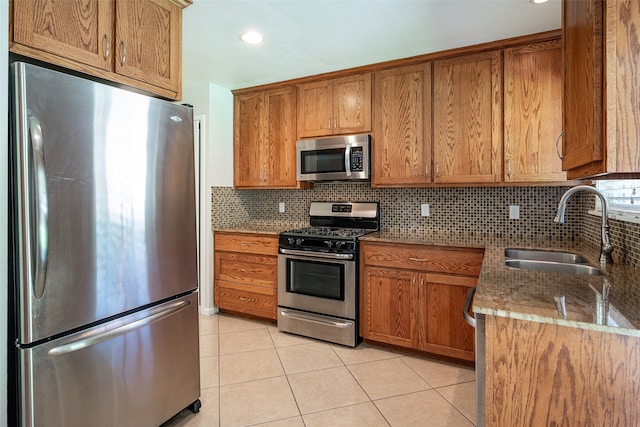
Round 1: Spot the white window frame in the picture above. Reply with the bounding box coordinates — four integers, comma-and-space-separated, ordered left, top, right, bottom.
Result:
590, 180, 640, 224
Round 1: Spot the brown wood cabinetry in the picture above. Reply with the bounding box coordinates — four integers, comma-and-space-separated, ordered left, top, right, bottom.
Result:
372, 63, 432, 187
234, 86, 303, 189
433, 51, 502, 184
485, 315, 640, 425
214, 232, 279, 320
562, 0, 640, 179
360, 241, 483, 361
10, 0, 189, 100
504, 39, 566, 182
297, 73, 372, 138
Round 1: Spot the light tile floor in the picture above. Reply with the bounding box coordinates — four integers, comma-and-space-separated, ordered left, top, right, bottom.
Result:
162, 313, 477, 427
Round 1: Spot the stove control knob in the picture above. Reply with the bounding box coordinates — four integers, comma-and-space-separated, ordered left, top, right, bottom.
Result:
287, 237, 296, 245
323, 240, 333, 248
334, 241, 343, 249
295, 238, 304, 246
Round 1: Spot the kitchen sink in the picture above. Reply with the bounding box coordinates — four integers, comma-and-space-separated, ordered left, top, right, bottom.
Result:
505, 248, 589, 264
504, 259, 604, 275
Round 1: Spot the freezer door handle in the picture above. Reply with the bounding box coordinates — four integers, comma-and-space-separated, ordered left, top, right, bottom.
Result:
48, 299, 191, 356
28, 116, 49, 299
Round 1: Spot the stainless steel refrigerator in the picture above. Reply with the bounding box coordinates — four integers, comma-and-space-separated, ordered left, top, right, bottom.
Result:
8, 62, 201, 427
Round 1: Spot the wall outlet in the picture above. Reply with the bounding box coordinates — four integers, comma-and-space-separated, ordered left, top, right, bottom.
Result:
509, 205, 520, 220
278, 202, 286, 213
421, 203, 430, 217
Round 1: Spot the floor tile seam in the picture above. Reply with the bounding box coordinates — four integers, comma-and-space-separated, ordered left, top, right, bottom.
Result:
218, 372, 288, 388
218, 345, 276, 356
433, 378, 476, 389
269, 326, 306, 421
244, 415, 305, 427
284, 363, 355, 379
218, 346, 280, 358
431, 385, 476, 426
395, 356, 436, 389
217, 326, 270, 335
336, 353, 400, 367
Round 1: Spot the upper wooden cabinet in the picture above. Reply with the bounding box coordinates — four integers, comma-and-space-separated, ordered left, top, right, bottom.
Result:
372, 63, 432, 187
433, 51, 503, 184
297, 73, 372, 138
10, 0, 189, 100
504, 39, 566, 182
234, 86, 302, 189
562, 0, 640, 179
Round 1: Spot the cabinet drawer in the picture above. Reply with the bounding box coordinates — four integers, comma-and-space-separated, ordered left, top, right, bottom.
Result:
214, 232, 278, 255
215, 281, 277, 319
215, 252, 277, 288
361, 242, 484, 276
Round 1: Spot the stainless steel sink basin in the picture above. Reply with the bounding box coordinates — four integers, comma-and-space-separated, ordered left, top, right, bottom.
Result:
505, 248, 589, 264
504, 259, 604, 275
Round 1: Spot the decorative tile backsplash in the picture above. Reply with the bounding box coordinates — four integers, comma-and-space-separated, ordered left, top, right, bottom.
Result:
211, 184, 585, 240
211, 183, 640, 270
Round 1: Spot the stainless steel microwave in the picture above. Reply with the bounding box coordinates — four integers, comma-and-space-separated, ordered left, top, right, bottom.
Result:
296, 134, 371, 182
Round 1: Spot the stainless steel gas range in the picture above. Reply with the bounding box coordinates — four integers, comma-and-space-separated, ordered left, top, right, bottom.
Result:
277, 202, 380, 347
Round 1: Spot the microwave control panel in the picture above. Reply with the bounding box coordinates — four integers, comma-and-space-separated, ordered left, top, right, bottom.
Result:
350, 146, 364, 172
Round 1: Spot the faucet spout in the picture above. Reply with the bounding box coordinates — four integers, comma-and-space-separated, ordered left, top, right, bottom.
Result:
554, 185, 614, 266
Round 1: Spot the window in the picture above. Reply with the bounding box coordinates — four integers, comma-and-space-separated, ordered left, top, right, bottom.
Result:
592, 180, 640, 223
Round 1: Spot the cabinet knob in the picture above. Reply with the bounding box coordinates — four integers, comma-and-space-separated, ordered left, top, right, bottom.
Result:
120, 41, 127, 66
555, 131, 564, 160
103, 34, 110, 60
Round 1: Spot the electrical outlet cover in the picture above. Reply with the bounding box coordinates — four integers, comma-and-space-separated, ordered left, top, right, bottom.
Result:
509, 205, 520, 220
421, 203, 430, 217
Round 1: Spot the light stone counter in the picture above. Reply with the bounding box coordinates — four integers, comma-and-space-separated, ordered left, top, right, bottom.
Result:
360, 230, 640, 337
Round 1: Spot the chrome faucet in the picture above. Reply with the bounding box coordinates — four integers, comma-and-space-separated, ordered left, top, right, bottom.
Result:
554, 185, 614, 266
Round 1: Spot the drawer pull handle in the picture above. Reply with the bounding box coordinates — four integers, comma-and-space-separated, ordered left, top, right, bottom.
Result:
409, 257, 428, 262
239, 297, 250, 301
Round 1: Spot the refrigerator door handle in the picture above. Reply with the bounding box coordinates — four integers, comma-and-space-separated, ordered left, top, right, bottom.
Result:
28, 116, 49, 299
48, 299, 191, 356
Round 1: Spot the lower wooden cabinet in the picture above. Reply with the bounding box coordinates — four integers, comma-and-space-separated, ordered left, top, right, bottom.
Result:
214, 231, 278, 320
360, 241, 483, 361
485, 315, 640, 425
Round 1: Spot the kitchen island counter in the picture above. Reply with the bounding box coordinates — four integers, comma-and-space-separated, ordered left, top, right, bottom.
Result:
360, 231, 640, 336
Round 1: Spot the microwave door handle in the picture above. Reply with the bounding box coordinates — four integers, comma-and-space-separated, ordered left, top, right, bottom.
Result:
345, 145, 352, 176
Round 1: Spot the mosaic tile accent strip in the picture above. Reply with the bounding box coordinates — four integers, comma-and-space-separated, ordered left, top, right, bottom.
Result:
211, 184, 583, 240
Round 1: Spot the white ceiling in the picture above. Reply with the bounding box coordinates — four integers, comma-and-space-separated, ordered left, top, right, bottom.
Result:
182, 0, 562, 91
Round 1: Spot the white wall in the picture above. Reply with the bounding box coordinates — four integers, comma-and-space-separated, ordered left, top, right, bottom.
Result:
1, 1, 9, 424
182, 83, 233, 313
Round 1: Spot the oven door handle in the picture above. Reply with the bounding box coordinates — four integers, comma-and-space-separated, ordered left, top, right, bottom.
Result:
279, 310, 353, 328
279, 248, 354, 260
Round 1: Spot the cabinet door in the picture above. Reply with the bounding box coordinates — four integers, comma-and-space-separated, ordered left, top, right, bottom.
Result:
372, 63, 432, 187
265, 87, 298, 187
562, 0, 605, 174
333, 73, 372, 135
12, 0, 113, 70
422, 274, 476, 361
297, 80, 333, 138
360, 267, 421, 349
115, 0, 182, 94
234, 91, 266, 188
504, 40, 566, 182
433, 51, 502, 184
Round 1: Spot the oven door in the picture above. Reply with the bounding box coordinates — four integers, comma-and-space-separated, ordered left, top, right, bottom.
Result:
278, 249, 356, 319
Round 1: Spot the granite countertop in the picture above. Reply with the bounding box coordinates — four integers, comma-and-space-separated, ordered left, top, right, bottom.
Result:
213, 222, 306, 236
361, 231, 640, 337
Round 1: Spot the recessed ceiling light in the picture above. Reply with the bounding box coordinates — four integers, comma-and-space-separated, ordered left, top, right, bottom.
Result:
240, 31, 264, 45
530, 0, 549, 3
